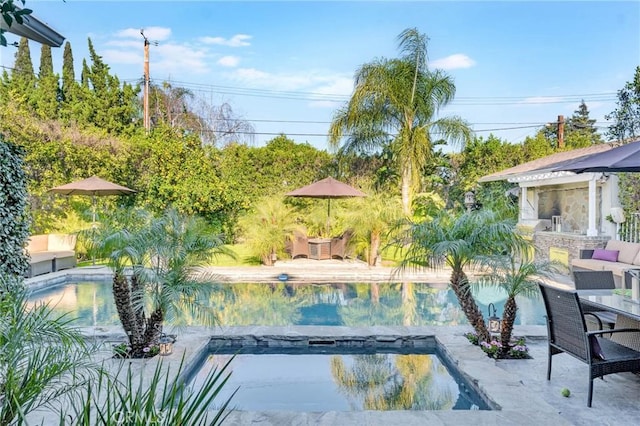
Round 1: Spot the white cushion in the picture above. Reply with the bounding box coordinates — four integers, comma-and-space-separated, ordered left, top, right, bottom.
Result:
605, 240, 640, 264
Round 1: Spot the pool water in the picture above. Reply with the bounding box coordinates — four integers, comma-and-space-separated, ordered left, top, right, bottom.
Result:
186, 346, 491, 411
27, 280, 547, 327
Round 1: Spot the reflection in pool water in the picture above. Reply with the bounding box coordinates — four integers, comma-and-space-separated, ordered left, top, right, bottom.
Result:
27, 280, 546, 327
188, 348, 490, 411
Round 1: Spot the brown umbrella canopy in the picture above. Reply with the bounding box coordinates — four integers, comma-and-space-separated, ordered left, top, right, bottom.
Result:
286, 177, 366, 235
49, 176, 136, 222
49, 176, 136, 196
286, 177, 366, 198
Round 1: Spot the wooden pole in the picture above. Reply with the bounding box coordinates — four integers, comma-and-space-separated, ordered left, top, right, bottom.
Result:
557, 115, 565, 148
143, 37, 150, 133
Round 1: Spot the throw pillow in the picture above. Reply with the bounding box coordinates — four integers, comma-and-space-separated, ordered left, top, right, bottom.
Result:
589, 335, 606, 361
592, 248, 619, 262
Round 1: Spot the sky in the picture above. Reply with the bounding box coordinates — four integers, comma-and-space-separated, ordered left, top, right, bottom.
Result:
1, 0, 639, 152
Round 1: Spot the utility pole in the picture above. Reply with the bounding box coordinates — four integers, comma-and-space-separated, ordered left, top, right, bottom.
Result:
557, 115, 565, 148
141, 29, 150, 133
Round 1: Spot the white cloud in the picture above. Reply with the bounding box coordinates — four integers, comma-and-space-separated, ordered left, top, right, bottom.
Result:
228, 68, 352, 97
115, 27, 172, 41
102, 49, 140, 66
218, 56, 240, 67
431, 54, 476, 70
100, 26, 212, 76
154, 43, 210, 74
520, 96, 564, 105
199, 34, 252, 47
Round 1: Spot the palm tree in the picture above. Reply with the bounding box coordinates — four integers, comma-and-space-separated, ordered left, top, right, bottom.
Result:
343, 190, 403, 265
329, 27, 472, 215
474, 253, 557, 356
237, 196, 303, 265
0, 274, 97, 425
396, 209, 523, 343
94, 208, 230, 357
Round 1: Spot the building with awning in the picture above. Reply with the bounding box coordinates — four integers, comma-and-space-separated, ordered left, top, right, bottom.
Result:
479, 143, 621, 265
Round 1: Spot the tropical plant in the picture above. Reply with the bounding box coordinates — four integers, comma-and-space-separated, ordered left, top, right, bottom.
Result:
69, 354, 236, 426
0, 273, 98, 425
93, 208, 231, 357
237, 196, 303, 265
396, 209, 524, 343
329, 27, 472, 215
342, 190, 403, 265
473, 252, 558, 357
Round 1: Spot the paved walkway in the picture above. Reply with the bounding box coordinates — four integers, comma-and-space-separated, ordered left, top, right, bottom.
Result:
24, 263, 640, 425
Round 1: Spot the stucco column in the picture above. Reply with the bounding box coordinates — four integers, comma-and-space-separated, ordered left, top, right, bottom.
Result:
587, 176, 598, 236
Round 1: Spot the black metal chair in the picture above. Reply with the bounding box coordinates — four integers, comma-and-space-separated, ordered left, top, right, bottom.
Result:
573, 270, 617, 330
538, 283, 640, 407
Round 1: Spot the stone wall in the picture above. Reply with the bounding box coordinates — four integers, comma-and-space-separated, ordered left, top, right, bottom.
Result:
533, 231, 609, 266
538, 185, 602, 234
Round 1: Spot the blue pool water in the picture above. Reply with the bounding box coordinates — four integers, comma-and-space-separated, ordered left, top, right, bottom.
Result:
27, 280, 547, 327
186, 344, 491, 411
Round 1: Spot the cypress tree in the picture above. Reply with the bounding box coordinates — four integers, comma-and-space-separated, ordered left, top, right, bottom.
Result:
35, 44, 60, 119
9, 37, 35, 109
60, 41, 78, 121
61, 41, 75, 100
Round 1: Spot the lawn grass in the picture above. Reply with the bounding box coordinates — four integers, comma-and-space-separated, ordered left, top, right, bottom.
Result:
77, 243, 404, 268
209, 243, 261, 266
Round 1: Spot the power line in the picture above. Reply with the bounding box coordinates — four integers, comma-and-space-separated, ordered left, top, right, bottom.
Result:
120, 76, 619, 106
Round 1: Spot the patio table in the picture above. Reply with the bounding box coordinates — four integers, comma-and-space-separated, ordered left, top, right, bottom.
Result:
578, 289, 640, 351
308, 238, 331, 260
578, 290, 640, 322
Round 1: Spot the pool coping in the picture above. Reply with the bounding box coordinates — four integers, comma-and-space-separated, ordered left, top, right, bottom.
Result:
26, 267, 570, 425
80, 325, 566, 425
198, 326, 567, 425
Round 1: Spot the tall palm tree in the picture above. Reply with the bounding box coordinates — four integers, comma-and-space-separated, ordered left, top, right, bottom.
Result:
474, 253, 557, 356
329, 27, 472, 215
396, 209, 523, 343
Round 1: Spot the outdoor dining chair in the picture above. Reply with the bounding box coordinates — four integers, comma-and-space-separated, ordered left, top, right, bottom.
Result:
330, 229, 353, 260
290, 232, 310, 259
573, 270, 617, 330
538, 283, 640, 407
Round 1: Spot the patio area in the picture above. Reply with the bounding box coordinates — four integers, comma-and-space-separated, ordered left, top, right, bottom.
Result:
25, 264, 640, 425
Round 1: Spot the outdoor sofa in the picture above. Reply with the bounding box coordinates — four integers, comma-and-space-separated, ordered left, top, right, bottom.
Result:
26, 234, 77, 278
571, 239, 640, 288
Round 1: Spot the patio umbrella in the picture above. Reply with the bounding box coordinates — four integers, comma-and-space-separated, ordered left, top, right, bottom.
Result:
552, 140, 640, 173
49, 175, 136, 223
286, 177, 366, 236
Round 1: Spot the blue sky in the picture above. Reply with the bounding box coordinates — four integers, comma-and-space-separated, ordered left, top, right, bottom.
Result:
2, 1, 639, 151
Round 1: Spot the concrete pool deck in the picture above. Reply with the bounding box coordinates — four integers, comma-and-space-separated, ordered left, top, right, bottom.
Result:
25, 262, 640, 425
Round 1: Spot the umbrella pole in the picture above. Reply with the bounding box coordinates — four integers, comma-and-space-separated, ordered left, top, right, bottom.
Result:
91, 194, 96, 265
327, 199, 331, 237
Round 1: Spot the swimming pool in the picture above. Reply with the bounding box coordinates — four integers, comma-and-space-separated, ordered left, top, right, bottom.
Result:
184, 336, 492, 411
27, 280, 547, 327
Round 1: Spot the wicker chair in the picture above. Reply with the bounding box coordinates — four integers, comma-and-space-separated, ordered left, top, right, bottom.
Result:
538, 283, 640, 407
330, 229, 353, 260
289, 232, 310, 259
573, 270, 617, 330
